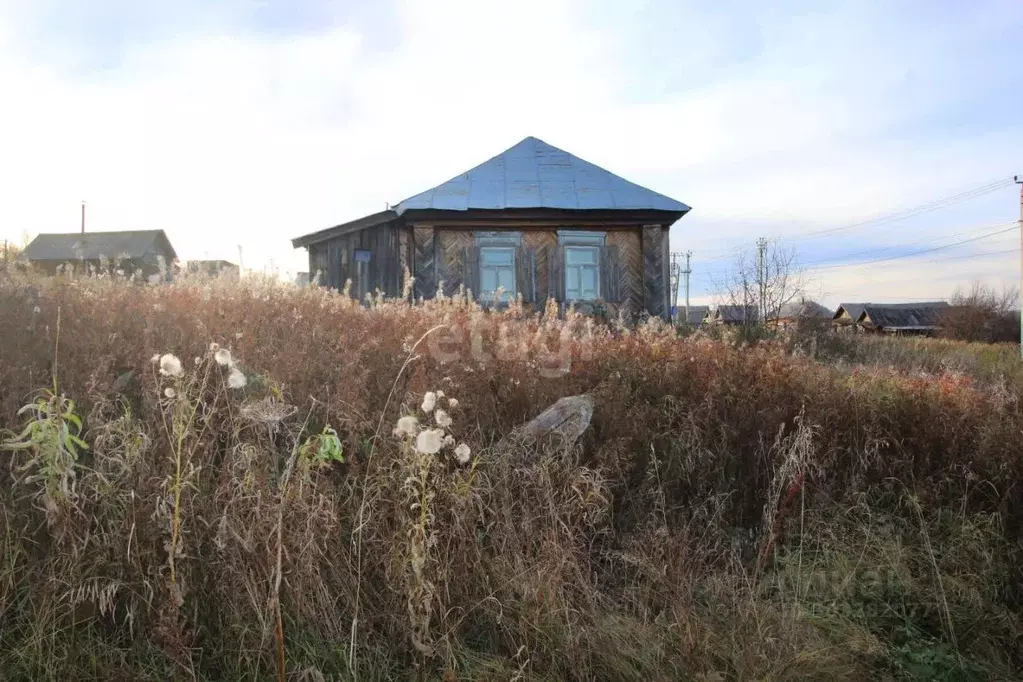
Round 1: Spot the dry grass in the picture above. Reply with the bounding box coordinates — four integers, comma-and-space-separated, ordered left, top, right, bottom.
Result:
0, 269, 1021, 680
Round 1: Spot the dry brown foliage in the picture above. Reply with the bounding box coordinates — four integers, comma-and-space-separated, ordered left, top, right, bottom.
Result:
0, 270, 1021, 680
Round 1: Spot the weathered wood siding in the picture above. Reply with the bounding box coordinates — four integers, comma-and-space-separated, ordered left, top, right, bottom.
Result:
307, 222, 401, 299
605, 229, 642, 315
642, 225, 668, 317
397, 222, 673, 318
437, 230, 474, 296
522, 231, 557, 299
412, 226, 436, 299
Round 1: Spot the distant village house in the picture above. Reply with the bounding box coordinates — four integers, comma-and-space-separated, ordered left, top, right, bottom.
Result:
20, 230, 177, 280
833, 302, 950, 335
708, 305, 759, 326
185, 260, 239, 278
769, 300, 833, 329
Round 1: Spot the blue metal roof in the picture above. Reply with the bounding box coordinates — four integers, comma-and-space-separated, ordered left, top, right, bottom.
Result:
394, 137, 690, 216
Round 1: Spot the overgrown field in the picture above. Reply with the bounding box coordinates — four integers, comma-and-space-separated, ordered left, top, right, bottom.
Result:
1, 273, 1021, 681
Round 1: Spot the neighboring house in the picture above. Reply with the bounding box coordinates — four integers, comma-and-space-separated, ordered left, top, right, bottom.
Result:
185, 260, 239, 278
857, 302, 950, 335
20, 230, 177, 279
673, 304, 709, 325
832, 303, 868, 331
770, 300, 833, 328
291, 137, 691, 318
708, 305, 758, 325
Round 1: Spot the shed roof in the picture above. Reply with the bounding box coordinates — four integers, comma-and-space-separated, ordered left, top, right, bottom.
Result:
712, 305, 759, 323
674, 305, 709, 325
394, 137, 691, 217
22, 230, 177, 262
859, 302, 949, 329
685, 305, 710, 325
777, 300, 832, 320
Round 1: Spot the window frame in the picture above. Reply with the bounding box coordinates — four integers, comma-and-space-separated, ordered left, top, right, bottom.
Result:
475, 231, 521, 302
558, 230, 605, 302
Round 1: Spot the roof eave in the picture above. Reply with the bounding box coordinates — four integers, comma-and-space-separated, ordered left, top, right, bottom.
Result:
397, 206, 688, 225
292, 210, 398, 249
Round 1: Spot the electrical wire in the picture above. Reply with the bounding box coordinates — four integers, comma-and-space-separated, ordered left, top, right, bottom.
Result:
789, 177, 1015, 241
800, 220, 1018, 268
804, 224, 1018, 271
691, 176, 1016, 262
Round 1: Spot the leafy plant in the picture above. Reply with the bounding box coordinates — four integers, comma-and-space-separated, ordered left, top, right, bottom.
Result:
1, 388, 87, 523
298, 425, 344, 467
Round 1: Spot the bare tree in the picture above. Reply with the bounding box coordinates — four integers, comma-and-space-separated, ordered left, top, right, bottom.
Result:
941, 282, 1020, 343
721, 239, 806, 325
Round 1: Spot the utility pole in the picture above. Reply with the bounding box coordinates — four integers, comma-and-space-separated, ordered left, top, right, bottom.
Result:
81, 201, 86, 234
756, 237, 768, 323
1016, 176, 1022, 358
682, 250, 692, 323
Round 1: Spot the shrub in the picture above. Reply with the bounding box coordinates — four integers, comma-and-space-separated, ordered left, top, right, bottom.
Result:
941, 283, 1021, 344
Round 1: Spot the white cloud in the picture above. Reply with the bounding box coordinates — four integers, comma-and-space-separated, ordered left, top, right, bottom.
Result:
0, 0, 1019, 298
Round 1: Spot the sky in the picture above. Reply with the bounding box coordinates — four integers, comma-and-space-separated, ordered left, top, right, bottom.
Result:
0, 0, 1021, 307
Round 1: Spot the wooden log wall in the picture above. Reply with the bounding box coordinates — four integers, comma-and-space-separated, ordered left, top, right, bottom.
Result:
411, 224, 665, 318
412, 226, 436, 299
642, 225, 668, 318
522, 231, 557, 300
308, 223, 401, 299
437, 230, 474, 296
605, 229, 642, 315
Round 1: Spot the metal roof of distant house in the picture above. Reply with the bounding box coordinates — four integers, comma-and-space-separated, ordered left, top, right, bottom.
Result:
777, 300, 833, 320
393, 136, 691, 217
859, 302, 950, 330
22, 230, 177, 262
834, 303, 867, 323
712, 305, 759, 323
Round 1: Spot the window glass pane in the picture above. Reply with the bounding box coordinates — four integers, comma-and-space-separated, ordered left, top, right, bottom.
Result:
558, 230, 605, 246
476, 231, 522, 248
581, 267, 598, 297
566, 247, 597, 265
481, 269, 498, 293
480, 246, 516, 300
481, 247, 514, 267
564, 247, 601, 301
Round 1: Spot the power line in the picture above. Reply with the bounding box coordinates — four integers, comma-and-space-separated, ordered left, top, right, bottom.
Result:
695, 176, 1016, 262
805, 224, 1018, 272
800, 220, 1017, 268
790, 177, 1015, 241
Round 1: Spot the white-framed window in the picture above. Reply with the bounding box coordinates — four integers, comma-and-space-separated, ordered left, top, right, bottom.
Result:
559, 231, 604, 301
476, 232, 520, 301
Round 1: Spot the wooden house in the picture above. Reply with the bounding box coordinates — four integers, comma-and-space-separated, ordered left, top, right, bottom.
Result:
832, 303, 868, 331
676, 304, 710, 326
291, 137, 691, 318
708, 305, 759, 325
770, 300, 832, 328
21, 230, 177, 279
185, 259, 239, 278
856, 302, 949, 335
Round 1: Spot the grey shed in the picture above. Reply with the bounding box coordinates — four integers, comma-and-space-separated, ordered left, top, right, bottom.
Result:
21, 230, 177, 278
